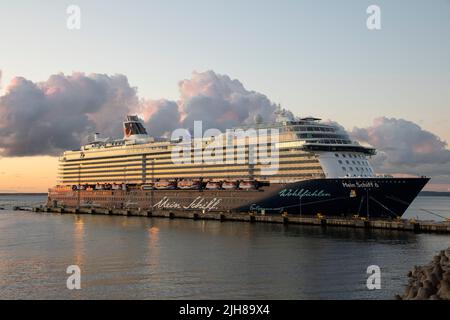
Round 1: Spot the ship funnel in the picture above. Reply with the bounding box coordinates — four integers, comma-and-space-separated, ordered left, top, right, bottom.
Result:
123, 115, 148, 139
94, 133, 100, 141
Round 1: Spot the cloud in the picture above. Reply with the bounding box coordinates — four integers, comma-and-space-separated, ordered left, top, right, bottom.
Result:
136, 70, 288, 135
351, 117, 450, 176
178, 71, 283, 130
0, 73, 138, 156
135, 99, 181, 137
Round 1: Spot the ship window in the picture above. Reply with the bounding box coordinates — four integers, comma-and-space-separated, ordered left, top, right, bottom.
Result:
342, 154, 346, 158
346, 160, 350, 164
342, 167, 346, 171
338, 160, 342, 164
352, 161, 356, 164
356, 167, 360, 171
335, 153, 339, 157
349, 167, 353, 171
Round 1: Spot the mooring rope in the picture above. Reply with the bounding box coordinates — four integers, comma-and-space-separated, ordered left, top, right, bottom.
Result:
272, 196, 349, 210
368, 196, 398, 218
418, 208, 449, 221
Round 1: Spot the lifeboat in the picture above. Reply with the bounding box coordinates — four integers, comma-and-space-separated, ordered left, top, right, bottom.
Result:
205, 181, 222, 190
178, 180, 201, 190
238, 180, 258, 190
222, 181, 238, 190
111, 183, 121, 190
155, 180, 177, 190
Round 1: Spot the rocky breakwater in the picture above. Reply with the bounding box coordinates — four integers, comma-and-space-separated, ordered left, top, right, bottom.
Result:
397, 248, 450, 300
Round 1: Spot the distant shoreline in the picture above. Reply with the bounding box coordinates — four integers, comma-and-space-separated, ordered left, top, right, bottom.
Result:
0, 193, 47, 196
419, 191, 450, 197
0, 191, 449, 197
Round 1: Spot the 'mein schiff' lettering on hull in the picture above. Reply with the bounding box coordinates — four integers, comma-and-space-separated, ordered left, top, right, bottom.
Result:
278, 189, 331, 198
153, 196, 222, 211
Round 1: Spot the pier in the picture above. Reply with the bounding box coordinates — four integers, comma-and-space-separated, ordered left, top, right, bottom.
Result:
20, 206, 450, 234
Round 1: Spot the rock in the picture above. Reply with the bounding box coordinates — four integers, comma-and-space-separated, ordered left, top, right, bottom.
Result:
428, 272, 440, 288
415, 287, 432, 300
423, 280, 437, 296
436, 279, 450, 300
434, 263, 443, 276
445, 249, 450, 259
406, 286, 418, 299
399, 247, 450, 300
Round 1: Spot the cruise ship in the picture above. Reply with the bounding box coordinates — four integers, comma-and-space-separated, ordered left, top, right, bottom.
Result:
48, 110, 429, 218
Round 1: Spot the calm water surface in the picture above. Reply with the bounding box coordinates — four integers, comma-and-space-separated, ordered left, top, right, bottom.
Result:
0, 194, 449, 299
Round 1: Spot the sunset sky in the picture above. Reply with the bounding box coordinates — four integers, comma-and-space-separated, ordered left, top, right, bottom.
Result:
1, 0, 450, 192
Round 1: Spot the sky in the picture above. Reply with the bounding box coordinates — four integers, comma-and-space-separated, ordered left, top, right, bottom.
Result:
0, 0, 449, 192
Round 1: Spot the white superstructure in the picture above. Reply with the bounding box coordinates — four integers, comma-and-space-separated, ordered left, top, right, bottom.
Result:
57, 113, 376, 185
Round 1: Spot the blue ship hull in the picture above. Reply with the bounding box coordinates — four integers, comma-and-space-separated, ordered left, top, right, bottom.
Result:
243, 177, 430, 218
